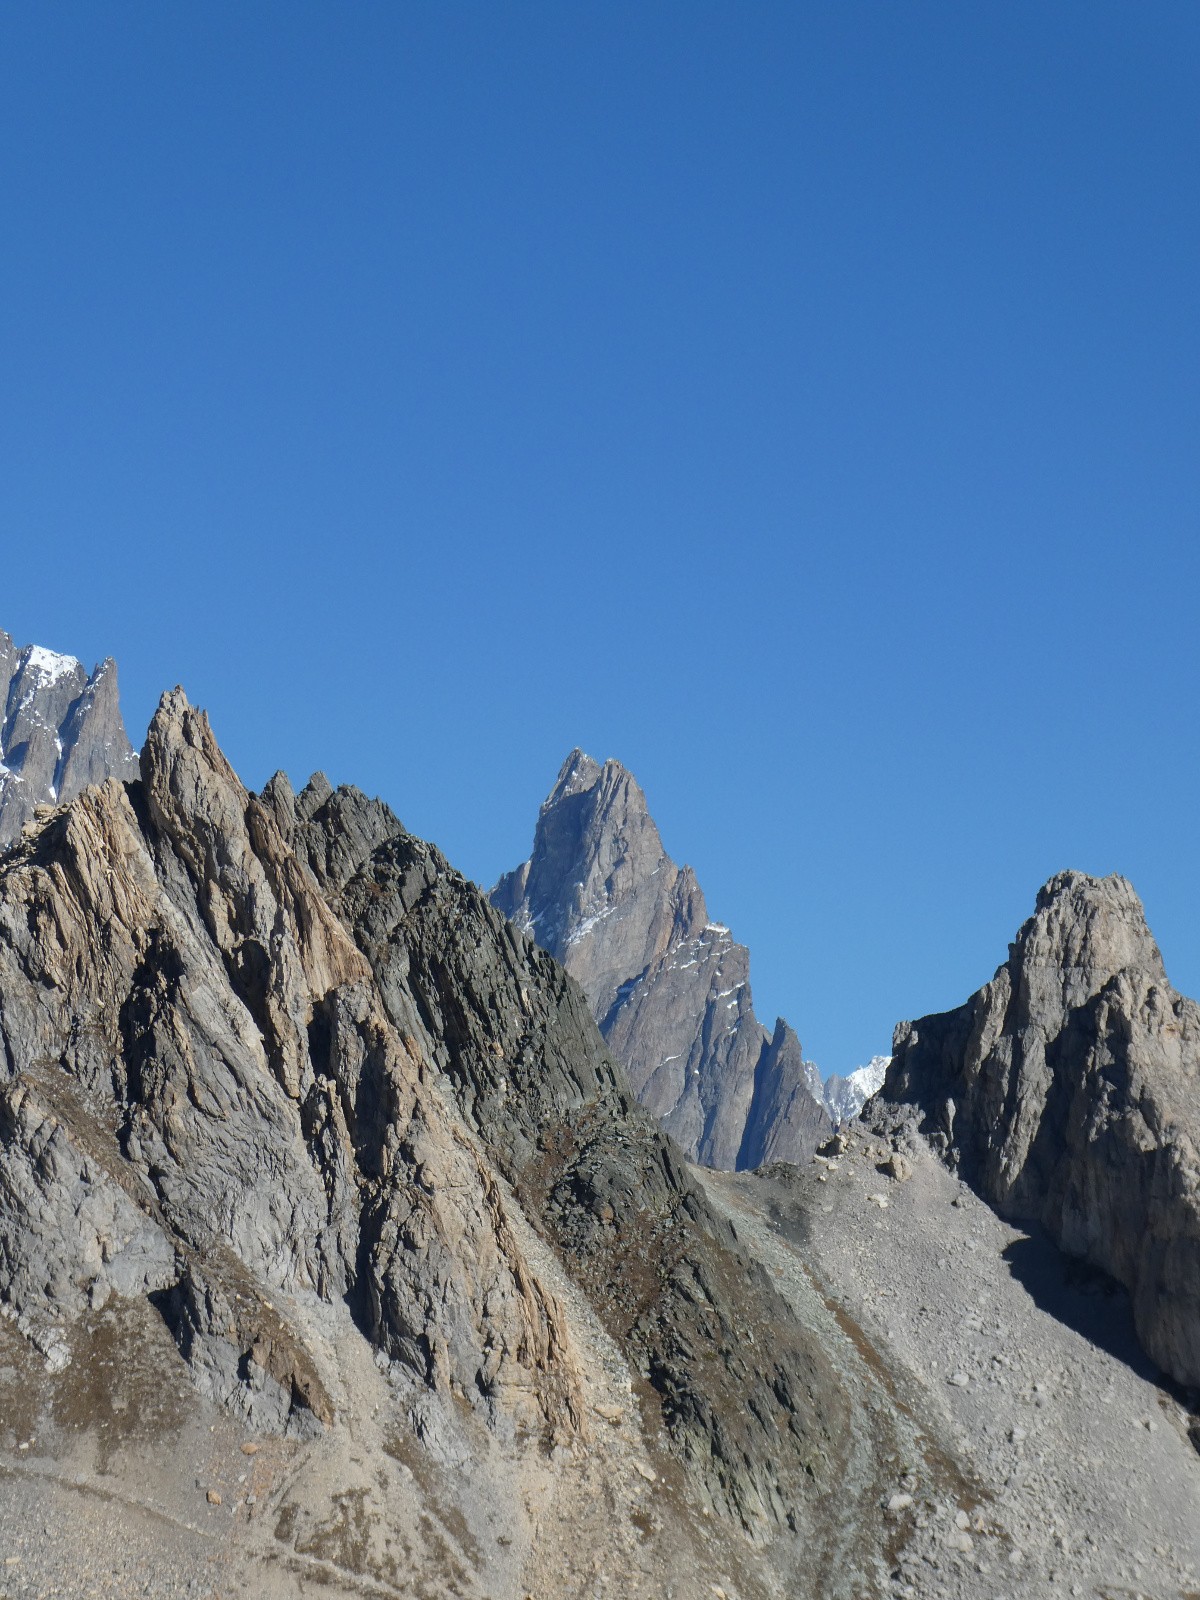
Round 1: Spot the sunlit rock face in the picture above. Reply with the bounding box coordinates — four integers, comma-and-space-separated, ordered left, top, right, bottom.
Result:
0, 692, 849, 1552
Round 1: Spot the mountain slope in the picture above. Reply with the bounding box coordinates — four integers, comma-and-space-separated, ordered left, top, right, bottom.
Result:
879, 869, 1200, 1390
0, 629, 139, 843
0, 691, 891, 1595
1, 700, 1196, 1595
492, 750, 830, 1169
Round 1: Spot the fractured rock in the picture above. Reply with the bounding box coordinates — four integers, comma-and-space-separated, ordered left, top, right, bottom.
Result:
880, 870, 1200, 1389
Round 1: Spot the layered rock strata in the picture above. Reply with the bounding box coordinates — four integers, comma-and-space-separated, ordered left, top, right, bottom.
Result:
880, 870, 1200, 1389
0, 630, 139, 842
0, 691, 849, 1555
492, 750, 830, 1169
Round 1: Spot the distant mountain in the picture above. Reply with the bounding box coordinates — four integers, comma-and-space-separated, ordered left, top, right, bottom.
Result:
492, 749, 831, 1168
0, 629, 139, 843
821, 1055, 889, 1125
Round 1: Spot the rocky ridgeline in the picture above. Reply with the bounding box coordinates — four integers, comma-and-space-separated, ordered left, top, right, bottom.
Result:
880, 870, 1200, 1390
492, 750, 830, 1169
0, 690, 853, 1558
0, 630, 139, 843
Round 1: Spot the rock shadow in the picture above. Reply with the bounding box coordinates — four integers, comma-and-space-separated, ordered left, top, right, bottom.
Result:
1000, 1228, 1159, 1381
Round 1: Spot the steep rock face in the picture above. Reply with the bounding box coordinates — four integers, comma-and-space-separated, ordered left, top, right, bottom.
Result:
492, 750, 830, 1169
740, 1020, 828, 1168
0, 631, 139, 843
0, 691, 579, 1439
881, 871, 1200, 1389
293, 778, 846, 1537
0, 693, 854, 1558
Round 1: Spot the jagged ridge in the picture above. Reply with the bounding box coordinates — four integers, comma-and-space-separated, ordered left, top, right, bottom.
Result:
0, 691, 850, 1549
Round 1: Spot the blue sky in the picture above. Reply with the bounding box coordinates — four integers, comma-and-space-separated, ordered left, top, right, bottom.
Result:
3, 3, 1198, 1074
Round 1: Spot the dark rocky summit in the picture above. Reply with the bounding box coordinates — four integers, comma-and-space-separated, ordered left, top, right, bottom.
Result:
879, 870, 1200, 1390
492, 750, 830, 1169
0, 630, 139, 843
0, 690, 856, 1581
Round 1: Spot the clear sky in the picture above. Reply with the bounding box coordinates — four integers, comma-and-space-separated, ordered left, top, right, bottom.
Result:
2, 3, 1198, 1075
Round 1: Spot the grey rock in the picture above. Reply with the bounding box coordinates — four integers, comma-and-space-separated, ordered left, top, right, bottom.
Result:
492, 750, 830, 1169
0, 631, 139, 844
880, 869, 1200, 1389
297, 778, 849, 1536
0, 692, 856, 1552
0, 691, 581, 1441
741, 1018, 833, 1168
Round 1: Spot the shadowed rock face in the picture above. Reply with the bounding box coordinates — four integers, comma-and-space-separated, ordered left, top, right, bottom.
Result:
0, 630, 139, 843
292, 777, 846, 1537
881, 870, 1200, 1389
492, 751, 830, 1170
0, 692, 850, 1549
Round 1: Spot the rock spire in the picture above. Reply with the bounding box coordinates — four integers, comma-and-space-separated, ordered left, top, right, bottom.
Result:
880, 869, 1200, 1389
492, 749, 830, 1168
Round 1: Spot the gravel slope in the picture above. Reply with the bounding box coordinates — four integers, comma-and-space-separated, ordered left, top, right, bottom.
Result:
701, 1116, 1200, 1600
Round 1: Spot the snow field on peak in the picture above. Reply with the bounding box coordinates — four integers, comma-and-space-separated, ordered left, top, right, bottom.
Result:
22, 645, 82, 686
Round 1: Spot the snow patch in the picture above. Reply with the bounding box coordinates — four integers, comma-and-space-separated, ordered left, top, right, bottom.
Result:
566, 905, 615, 945
23, 646, 81, 686
821, 1055, 890, 1126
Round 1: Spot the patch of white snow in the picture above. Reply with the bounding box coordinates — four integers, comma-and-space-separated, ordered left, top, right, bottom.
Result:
566, 905, 615, 946
23, 646, 81, 686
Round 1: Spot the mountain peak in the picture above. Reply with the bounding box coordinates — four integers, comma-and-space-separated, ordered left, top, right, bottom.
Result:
22, 644, 82, 685
0, 628, 139, 843
1013, 869, 1166, 1009
882, 869, 1200, 1390
492, 750, 829, 1169
547, 746, 603, 804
